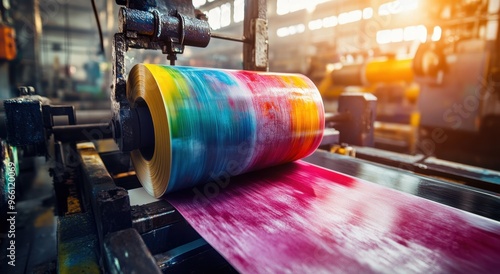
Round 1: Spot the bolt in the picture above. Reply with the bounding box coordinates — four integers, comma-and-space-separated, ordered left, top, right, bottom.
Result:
28, 86, 35, 95
18, 86, 28, 96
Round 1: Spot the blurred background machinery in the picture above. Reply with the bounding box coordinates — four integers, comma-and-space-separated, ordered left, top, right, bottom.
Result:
2, 0, 499, 167
0, 0, 16, 100
1, 0, 500, 273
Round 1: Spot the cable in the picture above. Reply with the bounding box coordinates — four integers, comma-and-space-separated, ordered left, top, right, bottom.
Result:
91, 0, 105, 56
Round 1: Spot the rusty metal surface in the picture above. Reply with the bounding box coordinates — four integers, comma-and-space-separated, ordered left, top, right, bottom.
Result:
78, 143, 132, 258
57, 212, 100, 274
154, 238, 238, 273
112, 0, 212, 149
131, 200, 183, 234
243, 0, 268, 71
3, 97, 44, 147
104, 228, 161, 274
125, 0, 195, 16
52, 123, 112, 143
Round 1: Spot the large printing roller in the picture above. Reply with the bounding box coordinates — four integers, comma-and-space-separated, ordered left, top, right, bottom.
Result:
126, 64, 325, 197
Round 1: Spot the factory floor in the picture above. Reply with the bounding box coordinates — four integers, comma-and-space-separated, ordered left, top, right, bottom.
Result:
0, 158, 57, 273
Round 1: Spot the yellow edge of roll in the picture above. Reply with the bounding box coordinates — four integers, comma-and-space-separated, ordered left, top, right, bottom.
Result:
127, 64, 172, 198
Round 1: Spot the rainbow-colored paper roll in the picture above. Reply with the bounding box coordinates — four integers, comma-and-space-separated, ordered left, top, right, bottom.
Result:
127, 64, 324, 197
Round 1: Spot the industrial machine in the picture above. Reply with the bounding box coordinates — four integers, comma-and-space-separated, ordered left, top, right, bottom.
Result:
318, 56, 419, 153
0, 0, 16, 100
1, 0, 500, 273
316, 0, 500, 169
412, 0, 500, 169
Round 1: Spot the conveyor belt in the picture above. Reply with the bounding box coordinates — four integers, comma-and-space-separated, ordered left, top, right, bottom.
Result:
76, 145, 500, 273
166, 160, 500, 273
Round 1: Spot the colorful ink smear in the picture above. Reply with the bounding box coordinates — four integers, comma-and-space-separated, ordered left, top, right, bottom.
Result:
127, 64, 324, 197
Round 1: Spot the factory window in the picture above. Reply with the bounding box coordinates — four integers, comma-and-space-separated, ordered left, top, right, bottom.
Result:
431, 26, 442, 41
220, 3, 231, 28
391, 28, 404, 43
296, 24, 306, 33
208, 7, 221, 30
403, 26, 417, 41
193, 0, 206, 8
322, 16, 338, 28
376, 29, 392, 44
363, 7, 373, 19
378, 1, 394, 15
377, 24, 427, 44
416, 25, 427, 42
308, 19, 323, 30
307, 6, 379, 33
489, 0, 500, 13
276, 0, 331, 15
207, 3, 233, 30
378, 0, 419, 16
276, 0, 289, 15
277, 27, 289, 37
338, 10, 362, 25
233, 0, 244, 23
276, 24, 305, 37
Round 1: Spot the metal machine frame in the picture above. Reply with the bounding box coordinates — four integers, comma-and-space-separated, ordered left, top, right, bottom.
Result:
53, 140, 500, 273
2, 1, 500, 273
111, 0, 268, 153
51, 0, 271, 272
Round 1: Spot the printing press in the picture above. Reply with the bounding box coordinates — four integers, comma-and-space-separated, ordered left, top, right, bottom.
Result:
1, 0, 500, 273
